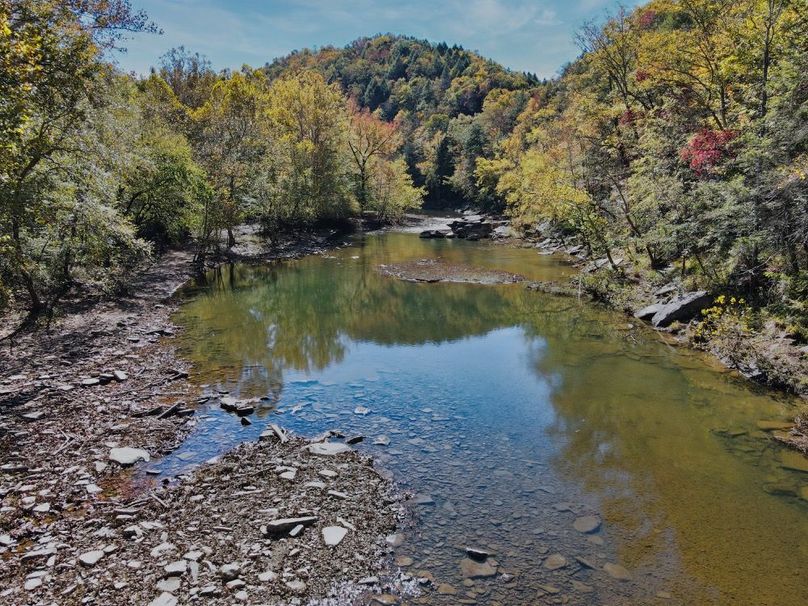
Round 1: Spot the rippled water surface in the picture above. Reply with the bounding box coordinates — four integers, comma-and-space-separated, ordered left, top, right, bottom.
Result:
168, 232, 807, 605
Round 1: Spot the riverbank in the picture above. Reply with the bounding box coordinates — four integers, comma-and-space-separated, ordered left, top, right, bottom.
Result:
0, 226, 406, 605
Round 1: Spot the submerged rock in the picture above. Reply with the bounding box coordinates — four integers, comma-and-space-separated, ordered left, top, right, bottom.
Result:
543, 553, 568, 571
573, 515, 602, 534
460, 557, 497, 578
603, 562, 632, 581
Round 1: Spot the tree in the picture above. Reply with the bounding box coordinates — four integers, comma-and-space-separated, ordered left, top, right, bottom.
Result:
192, 71, 269, 251
0, 0, 156, 315
347, 101, 401, 212
261, 71, 355, 225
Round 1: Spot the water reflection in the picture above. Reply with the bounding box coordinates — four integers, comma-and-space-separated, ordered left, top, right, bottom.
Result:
170, 232, 807, 605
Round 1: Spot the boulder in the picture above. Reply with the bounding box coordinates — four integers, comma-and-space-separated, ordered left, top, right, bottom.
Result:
634, 304, 663, 321
649, 291, 712, 327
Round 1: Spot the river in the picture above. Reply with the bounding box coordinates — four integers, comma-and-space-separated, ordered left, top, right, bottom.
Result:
161, 231, 807, 605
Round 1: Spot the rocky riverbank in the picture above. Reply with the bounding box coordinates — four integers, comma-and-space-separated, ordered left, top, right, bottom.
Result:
0, 227, 407, 605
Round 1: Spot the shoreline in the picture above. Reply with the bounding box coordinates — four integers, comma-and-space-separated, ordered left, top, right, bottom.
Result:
0, 226, 409, 606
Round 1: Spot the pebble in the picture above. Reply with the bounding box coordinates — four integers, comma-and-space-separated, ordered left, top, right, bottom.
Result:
78, 550, 105, 567
285, 580, 307, 593
573, 515, 601, 534
109, 447, 150, 466
322, 525, 349, 546
219, 563, 241, 581
603, 562, 632, 581
543, 553, 567, 571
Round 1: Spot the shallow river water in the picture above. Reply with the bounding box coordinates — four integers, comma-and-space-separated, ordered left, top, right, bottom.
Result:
165, 232, 806, 605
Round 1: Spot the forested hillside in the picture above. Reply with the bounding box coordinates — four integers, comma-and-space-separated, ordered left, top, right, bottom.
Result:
1, 0, 806, 350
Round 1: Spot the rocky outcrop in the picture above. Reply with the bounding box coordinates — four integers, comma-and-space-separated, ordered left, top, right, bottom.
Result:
637, 291, 712, 328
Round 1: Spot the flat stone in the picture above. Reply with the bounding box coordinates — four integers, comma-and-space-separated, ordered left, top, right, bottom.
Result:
394, 555, 413, 567
279, 470, 296, 481
164, 560, 187, 577
306, 442, 351, 456
156, 577, 181, 592
148, 592, 178, 606
370, 595, 399, 605
322, 526, 348, 546
258, 571, 278, 582
573, 515, 602, 534
780, 451, 808, 473
756, 420, 795, 431
437, 583, 457, 595
373, 435, 391, 446
650, 291, 712, 327
113, 370, 128, 382
385, 533, 404, 547
79, 550, 105, 567
603, 562, 632, 581
460, 557, 497, 578
109, 447, 150, 466
81, 378, 100, 387
354, 406, 371, 415
24, 577, 43, 591
543, 553, 567, 571
265, 516, 318, 536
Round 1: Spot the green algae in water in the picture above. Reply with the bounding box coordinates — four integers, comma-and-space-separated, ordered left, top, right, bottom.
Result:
172, 232, 808, 605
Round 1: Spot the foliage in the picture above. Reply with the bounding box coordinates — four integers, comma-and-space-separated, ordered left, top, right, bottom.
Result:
484, 0, 808, 336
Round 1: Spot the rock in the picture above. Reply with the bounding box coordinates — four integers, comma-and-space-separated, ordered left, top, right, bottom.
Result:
411, 494, 435, 505
322, 526, 348, 546
285, 580, 307, 593
543, 553, 568, 571
264, 516, 318, 537
465, 547, 490, 562
24, 577, 43, 591
385, 533, 405, 547
573, 515, 602, 534
279, 469, 296, 481
306, 442, 351, 456
79, 550, 105, 567
373, 435, 391, 446
437, 584, 457, 595
800, 486, 808, 502
258, 571, 278, 582
649, 291, 712, 327
634, 304, 663, 321
156, 578, 181, 592
164, 560, 187, 577
460, 557, 497, 578
219, 563, 241, 581
653, 284, 678, 299
394, 555, 413, 567
113, 370, 128, 382
419, 229, 450, 239
603, 562, 632, 581
346, 435, 364, 444
354, 406, 371, 415
148, 592, 178, 606
370, 595, 399, 605
109, 447, 150, 466
756, 420, 794, 431
81, 378, 100, 387
780, 451, 808, 473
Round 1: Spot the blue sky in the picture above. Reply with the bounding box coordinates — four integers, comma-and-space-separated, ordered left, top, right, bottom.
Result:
116, 0, 644, 78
